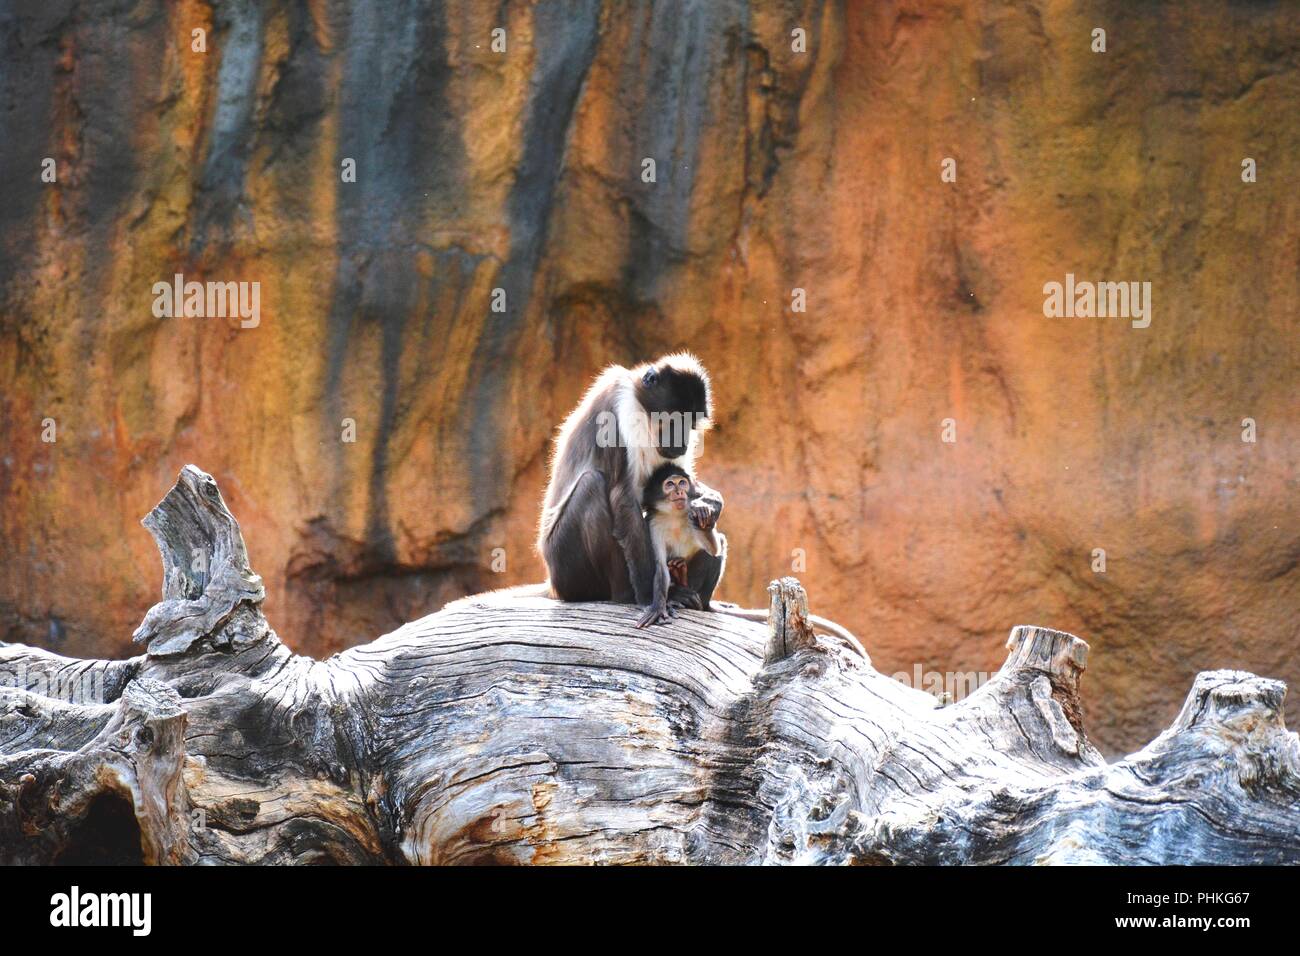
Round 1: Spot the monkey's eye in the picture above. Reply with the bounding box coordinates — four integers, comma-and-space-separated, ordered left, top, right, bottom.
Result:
642, 368, 659, 387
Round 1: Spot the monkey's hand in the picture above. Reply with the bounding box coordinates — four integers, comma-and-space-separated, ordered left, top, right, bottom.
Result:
687, 503, 714, 531
635, 597, 675, 628
667, 557, 689, 588
687, 484, 723, 532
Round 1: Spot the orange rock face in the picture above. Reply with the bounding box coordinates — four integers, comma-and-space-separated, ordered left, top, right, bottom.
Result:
0, 2, 1296, 755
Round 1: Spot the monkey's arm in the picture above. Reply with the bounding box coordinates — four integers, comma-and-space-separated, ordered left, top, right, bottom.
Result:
636, 546, 675, 628
608, 479, 658, 605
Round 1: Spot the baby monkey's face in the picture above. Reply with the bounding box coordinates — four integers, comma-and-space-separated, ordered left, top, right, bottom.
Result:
662, 475, 691, 510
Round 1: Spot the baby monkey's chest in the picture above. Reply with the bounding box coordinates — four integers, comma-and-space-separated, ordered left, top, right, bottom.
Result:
651, 514, 703, 560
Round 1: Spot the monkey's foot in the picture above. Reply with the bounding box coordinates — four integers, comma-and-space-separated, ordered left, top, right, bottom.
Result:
667, 583, 702, 611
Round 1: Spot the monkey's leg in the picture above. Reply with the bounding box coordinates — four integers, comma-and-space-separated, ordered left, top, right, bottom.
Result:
685, 531, 727, 610
542, 469, 619, 602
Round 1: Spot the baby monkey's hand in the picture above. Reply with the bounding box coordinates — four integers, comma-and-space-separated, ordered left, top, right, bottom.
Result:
668, 557, 690, 588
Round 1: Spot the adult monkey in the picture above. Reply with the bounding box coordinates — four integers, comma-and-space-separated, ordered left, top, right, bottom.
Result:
538, 353, 724, 626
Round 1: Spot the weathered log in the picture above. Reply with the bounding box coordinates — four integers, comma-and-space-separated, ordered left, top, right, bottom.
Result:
1, 466, 1297, 865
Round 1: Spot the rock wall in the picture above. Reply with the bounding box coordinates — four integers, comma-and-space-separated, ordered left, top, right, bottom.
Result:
0, 0, 1296, 755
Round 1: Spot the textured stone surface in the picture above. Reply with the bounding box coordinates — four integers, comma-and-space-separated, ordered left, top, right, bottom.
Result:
0, 1, 1296, 756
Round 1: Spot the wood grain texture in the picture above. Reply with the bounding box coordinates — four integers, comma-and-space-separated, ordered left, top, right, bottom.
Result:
2, 467, 1297, 864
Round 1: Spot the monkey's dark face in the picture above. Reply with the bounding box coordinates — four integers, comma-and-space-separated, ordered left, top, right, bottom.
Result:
636, 363, 711, 459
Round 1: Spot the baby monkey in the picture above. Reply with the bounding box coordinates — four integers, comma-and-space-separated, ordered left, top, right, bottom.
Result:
637, 463, 723, 628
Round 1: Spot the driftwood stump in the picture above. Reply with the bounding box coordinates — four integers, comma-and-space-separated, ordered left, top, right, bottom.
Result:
1, 466, 1297, 864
